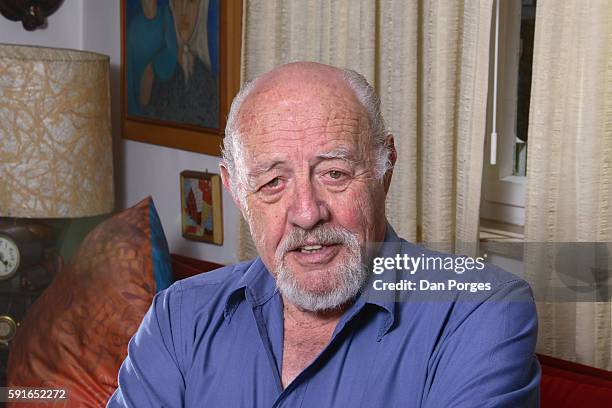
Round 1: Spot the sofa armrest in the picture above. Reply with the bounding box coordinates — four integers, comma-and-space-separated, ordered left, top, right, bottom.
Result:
538, 353, 612, 408
171, 253, 224, 281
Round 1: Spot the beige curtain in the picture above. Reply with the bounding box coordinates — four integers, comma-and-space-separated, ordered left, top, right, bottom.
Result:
524, 0, 612, 370
237, 0, 493, 259
419, 1, 492, 255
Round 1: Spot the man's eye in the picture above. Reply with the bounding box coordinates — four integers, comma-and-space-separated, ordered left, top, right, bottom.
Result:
266, 177, 281, 187
327, 170, 346, 180
259, 177, 283, 193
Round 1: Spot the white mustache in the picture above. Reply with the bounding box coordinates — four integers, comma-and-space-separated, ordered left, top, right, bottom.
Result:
276, 225, 356, 258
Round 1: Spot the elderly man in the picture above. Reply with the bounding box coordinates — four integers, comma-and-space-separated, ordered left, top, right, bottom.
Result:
109, 62, 540, 407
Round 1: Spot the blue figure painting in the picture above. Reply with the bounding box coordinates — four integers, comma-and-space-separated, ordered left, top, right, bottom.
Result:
126, 0, 220, 129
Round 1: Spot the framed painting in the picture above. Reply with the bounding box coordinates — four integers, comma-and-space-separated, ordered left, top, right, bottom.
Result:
180, 170, 223, 244
121, 0, 242, 156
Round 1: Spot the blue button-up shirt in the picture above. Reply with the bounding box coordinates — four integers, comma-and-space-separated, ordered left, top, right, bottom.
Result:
108, 226, 540, 407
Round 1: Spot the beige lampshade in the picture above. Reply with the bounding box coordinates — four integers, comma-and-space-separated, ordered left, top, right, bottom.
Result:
0, 44, 114, 218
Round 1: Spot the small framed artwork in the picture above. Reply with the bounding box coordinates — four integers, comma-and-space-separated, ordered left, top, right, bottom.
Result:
180, 170, 223, 244
121, 0, 242, 156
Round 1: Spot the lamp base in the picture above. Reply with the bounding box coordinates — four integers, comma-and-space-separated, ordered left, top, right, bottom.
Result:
0, 218, 60, 349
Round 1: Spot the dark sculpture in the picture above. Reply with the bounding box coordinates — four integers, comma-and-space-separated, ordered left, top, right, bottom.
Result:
0, 0, 64, 31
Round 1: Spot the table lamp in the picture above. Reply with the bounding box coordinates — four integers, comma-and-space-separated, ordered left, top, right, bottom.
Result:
0, 43, 114, 346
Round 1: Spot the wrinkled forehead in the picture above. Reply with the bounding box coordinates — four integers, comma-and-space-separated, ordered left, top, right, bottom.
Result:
235, 70, 372, 154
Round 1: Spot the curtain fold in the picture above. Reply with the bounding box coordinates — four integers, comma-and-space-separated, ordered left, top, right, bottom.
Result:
420, 0, 492, 255
524, 0, 612, 370
378, 0, 419, 242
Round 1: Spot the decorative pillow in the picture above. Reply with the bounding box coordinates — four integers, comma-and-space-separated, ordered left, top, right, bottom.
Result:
7, 197, 172, 407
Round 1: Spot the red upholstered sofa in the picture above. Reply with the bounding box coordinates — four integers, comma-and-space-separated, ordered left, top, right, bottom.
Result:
171, 254, 612, 407
538, 353, 612, 407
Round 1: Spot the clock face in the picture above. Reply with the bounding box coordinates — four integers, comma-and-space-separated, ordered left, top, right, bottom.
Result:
0, 235, 20, 280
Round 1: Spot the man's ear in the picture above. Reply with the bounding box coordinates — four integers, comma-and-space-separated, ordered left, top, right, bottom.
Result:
383, 135, 397, 194
219, 163, 244, 211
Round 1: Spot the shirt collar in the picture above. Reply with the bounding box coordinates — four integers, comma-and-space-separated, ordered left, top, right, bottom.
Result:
345, 222, 401, 340
224, 221, 402, 338
224, 257, 278, 320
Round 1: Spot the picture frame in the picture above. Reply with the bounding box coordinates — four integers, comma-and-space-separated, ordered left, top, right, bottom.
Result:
121, 0, 242, 156
180, 170, 223, 244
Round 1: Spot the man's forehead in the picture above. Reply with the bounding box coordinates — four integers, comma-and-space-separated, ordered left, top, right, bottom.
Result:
237, 70, 368, 137
231, 63, 374, 173
236, 108, 371, 161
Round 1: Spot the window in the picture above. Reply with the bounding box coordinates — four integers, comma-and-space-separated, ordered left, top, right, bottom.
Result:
481, 0, 536, 231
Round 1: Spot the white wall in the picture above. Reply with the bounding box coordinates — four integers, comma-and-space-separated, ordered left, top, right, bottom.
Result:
1, 0, 240, 265
121, 141, 240, 265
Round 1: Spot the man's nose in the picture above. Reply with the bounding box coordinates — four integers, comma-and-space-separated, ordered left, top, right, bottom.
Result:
287, 180, 330, 230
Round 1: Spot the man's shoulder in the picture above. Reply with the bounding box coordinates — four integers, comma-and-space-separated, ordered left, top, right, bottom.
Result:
397, 238, 532, 295
389, 239, 538, 363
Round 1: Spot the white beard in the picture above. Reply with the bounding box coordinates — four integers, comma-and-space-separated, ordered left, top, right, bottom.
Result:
274, 225, 368, 312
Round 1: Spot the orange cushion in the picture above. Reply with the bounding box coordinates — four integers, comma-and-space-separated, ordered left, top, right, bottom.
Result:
7, 197, 171, 407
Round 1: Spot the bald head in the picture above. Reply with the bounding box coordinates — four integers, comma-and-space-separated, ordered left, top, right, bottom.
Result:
222, 62, 392, 203
240, 63, 355, 109
246, 61, 349, 94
